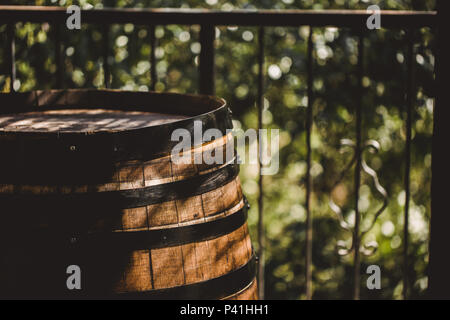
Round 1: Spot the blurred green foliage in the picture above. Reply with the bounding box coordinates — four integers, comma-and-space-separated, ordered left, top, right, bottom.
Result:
0, 0, 435, 299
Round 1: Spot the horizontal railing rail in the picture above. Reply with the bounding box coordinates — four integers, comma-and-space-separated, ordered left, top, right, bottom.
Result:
0, 6, 437, 27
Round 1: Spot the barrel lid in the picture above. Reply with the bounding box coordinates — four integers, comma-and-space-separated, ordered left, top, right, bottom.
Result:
0, 89, 227, 135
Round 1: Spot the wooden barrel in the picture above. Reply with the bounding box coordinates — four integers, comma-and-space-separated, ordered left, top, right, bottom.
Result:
0, 89, 257, 299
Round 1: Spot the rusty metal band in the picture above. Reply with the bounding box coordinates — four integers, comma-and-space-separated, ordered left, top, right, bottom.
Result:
0, 163, 239, 211
75, 199, 248, 250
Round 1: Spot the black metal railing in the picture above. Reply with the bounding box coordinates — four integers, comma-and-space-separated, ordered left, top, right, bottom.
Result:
0, 6, 438, 300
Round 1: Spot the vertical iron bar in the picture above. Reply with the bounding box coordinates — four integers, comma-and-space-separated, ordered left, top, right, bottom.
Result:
429, 0, 450, 299
102, 25, 110, 88
305, 26, 314, 300
403, 29, 415, 300
199, 24, 215, 95
7, 23, 16, 93
257, 26, 265, 300
353, 31, 364, 301
149, 25, 156, 91
54, 24, 63, 88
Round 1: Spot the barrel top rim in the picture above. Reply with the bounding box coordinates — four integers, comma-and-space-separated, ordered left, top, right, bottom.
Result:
0, 89, 228, 137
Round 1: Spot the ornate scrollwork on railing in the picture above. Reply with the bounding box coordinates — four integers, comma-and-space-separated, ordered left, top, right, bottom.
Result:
329, 138, 388, 257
